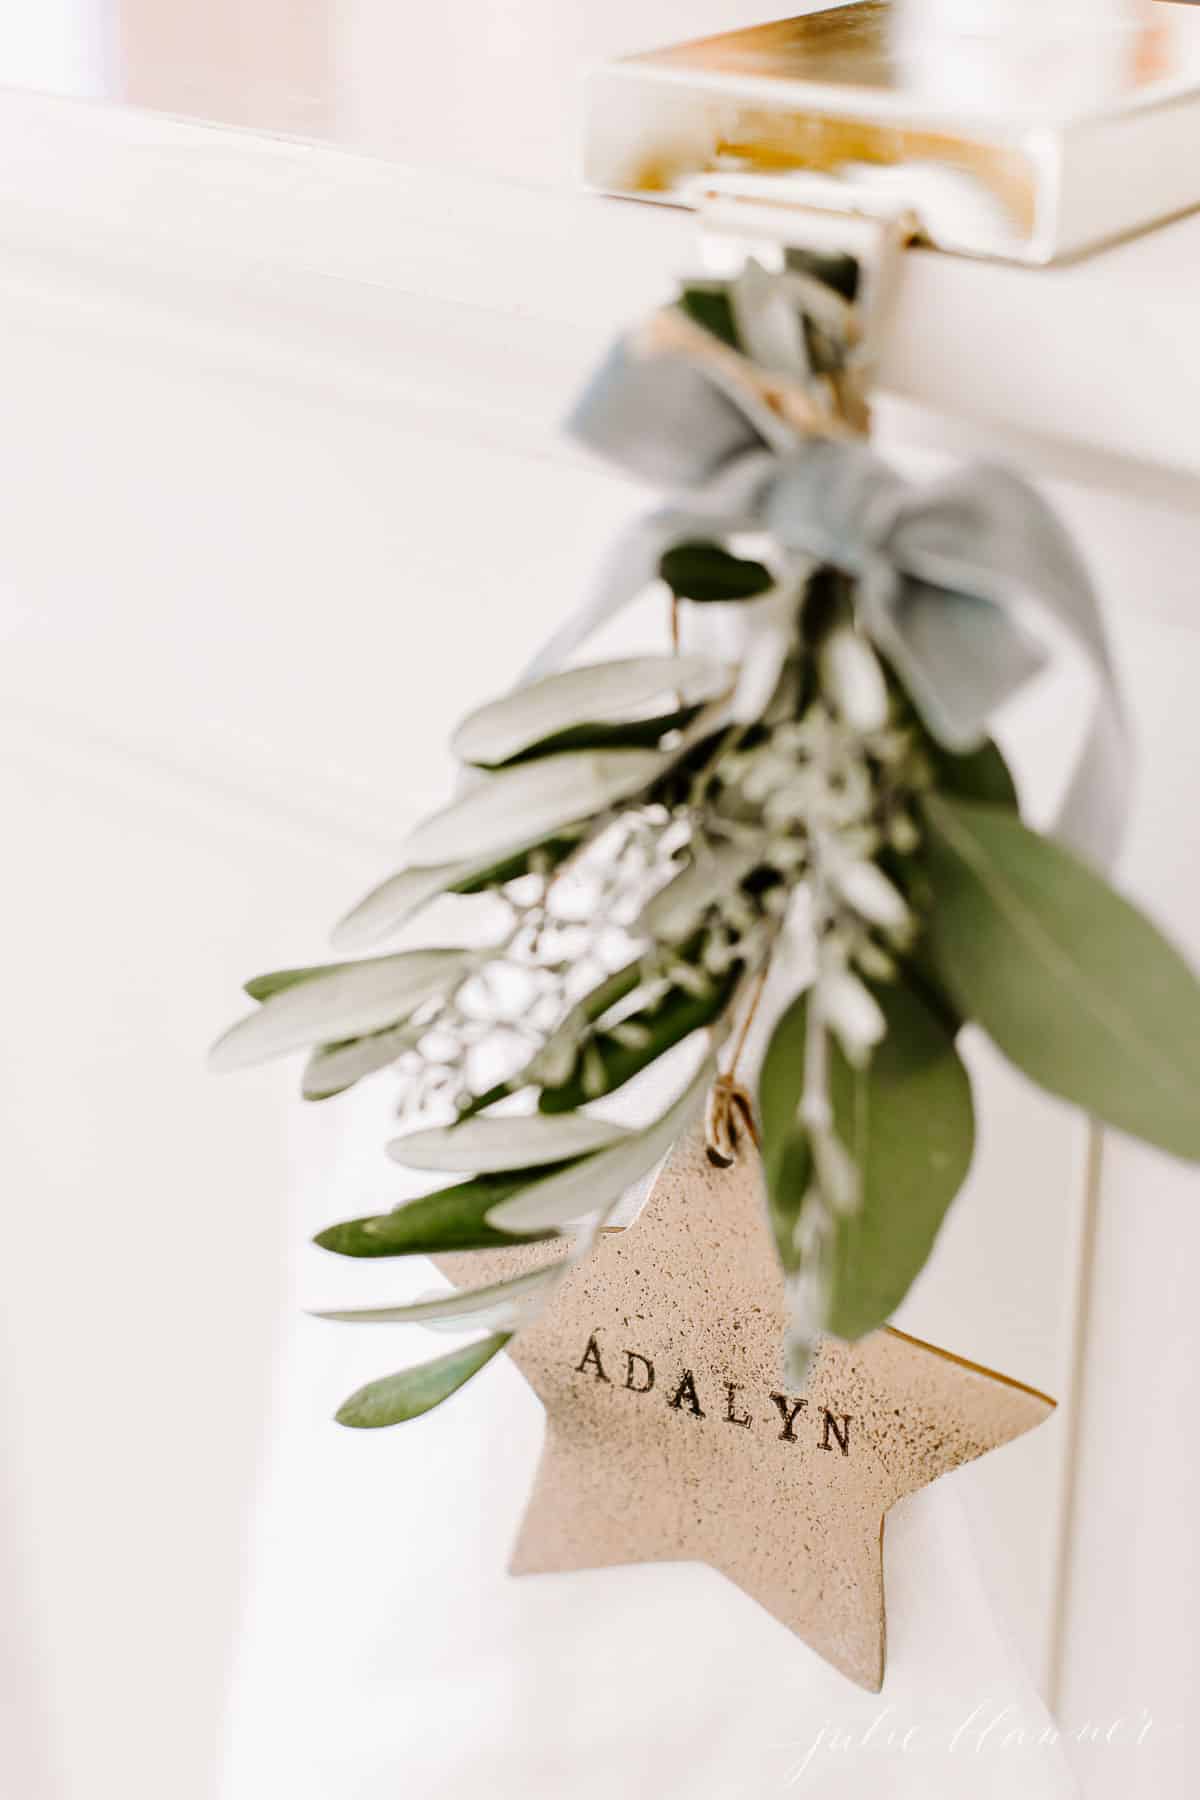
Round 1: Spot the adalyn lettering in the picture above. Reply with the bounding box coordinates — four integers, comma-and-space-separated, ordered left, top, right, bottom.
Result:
573, 1331, 852, 1455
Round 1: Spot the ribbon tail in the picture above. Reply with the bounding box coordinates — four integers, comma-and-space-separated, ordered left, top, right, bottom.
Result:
1054, 681, 1131, 870
519, 509, 698, 684
881, 465, 1131, 869
863, 570, 1047, 754
566, 337, 769, 489
521, 451, 777, 684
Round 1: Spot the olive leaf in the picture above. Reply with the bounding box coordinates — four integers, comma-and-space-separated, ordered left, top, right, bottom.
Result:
493, 712, 711, 765
313, 1263, 561, 1330
677, 287, 740, 351
921, 794, 1200, 1160
487, 1054, 716, 1233
658, 541, 774, 604
330, 861, 476, 953
759, 979, 975, 1340
335, 1333, 509, 1429
302, 1022, 419, 1100
456, 840, 583, 893
400, 749, 668, 867
315, 1170, 560, 1258
388, 1110, 631, 1173
451, 655, 732, 768
640, 842, 762, 943
456, 955, 655, 1119
927, 736, 1019, 811
538, 966, 739, 1112
244, 960, 363, 1002
210, 948, 472, 1072
331, 835, 583, 953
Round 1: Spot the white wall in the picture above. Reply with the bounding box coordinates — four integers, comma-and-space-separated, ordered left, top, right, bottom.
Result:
0, 3, 113, 98
0, 8, 1196, 1795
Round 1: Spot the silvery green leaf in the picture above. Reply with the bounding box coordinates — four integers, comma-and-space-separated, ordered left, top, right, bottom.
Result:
728, 587, 802, 725
313, 1263, 561, 1331
922, 794, 1200, 1160
487, 1054, 716, 1232
332, 835, 584, 952
730, 258, 812, 375
330, 861, 475, 953
641, 842, 760, 943
335, 1333, 509, 1429
387, 1111, 631, 1173
400, 749, 667, 867
244, 960, 362, 1002
302, 1021, 419, 1100
210, 948, 472, 1073
451, 655, 732, 768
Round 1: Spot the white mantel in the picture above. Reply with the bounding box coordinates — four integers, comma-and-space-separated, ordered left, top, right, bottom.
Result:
3, 73, 1200, 495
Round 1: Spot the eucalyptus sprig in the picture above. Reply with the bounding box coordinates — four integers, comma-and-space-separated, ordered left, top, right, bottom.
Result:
212, 261, 1200, 1423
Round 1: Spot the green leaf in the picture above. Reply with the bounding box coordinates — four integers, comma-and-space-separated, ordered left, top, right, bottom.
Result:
658, 541, 774, 604
314, 1170, 561, 1258
332, 836, 583, 952
456, 958, 650, 1120
449, 835, 581, 894
928, 737, 1019, 810
400, 749, 667, 867
302, 1022, 417, 1100
388, 1111, 631, 1173
314, 1263, 560, 1330
335, 1333, 509, 1429
539, 967, 738, 1112
244, 960, 362, 1002
759, 980, 975, 1339
493, 711, 707, 765
210, 948, 471, 1073
451, 656, 731, 768
921, 794, 1200, 1160
575, 958, 645, 1023
330, 861, 476, 953
640, 843, 761, 943
786, 247, 859, 303
883, 735, 1017, 1036
488, 1055, 716, 1233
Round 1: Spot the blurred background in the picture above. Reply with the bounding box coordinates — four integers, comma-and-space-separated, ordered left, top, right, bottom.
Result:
1, 5, 1197, 1798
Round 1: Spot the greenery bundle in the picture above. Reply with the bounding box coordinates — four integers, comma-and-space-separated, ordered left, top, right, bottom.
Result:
212, 265, 1200, 1426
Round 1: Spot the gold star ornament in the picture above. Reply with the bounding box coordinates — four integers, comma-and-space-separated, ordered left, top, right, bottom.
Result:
439, 1119, 1053, 1690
